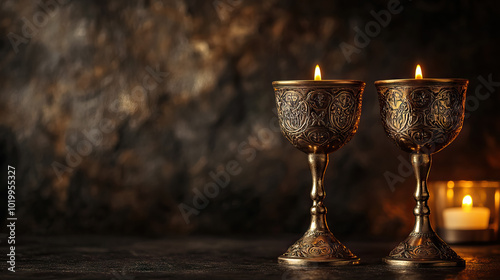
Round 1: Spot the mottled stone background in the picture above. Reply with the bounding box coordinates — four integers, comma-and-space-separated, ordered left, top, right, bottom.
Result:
0, 0, 499, 239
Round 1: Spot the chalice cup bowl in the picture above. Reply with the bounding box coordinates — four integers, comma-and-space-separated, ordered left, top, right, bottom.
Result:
272, 80, 365, 266
375, 78, 468, 267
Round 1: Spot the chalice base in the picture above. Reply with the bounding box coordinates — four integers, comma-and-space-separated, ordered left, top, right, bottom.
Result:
278, 230, 360, 266
384, 232, 465, 267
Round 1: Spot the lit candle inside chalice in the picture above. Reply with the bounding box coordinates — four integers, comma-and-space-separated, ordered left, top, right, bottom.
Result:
272, 66, 365, 265
375, 65, 468, 267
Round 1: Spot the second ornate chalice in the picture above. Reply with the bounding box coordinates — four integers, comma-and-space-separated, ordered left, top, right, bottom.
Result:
272, 73, 365, 266
375, 70, 468, 267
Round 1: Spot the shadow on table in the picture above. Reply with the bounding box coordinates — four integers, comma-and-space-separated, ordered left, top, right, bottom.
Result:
280, 264, 465, 280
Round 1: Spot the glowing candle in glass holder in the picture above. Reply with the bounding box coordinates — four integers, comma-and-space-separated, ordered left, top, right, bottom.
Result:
443, 195, 491, 230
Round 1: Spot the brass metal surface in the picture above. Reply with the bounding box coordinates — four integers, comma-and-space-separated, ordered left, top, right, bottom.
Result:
273, 80, 366, 86
375, 79, 468, 267
376, 79, 468, 154
374, 78, 468, 86
273, 80, 365, 265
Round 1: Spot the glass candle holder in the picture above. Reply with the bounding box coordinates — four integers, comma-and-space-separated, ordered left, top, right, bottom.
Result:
429, 181, 500, 243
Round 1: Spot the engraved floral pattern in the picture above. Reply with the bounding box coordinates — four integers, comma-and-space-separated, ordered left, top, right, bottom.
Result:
282, 231, 357, 259
331, 91, 356, 131
274, 86, 364, 154
278, 90, 308, 133
389, 233, 462, 260
377, 84, 467, 154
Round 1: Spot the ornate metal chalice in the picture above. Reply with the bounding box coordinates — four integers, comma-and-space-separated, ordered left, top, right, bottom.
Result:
272, 75, 365, 266
375, 72, 468, 267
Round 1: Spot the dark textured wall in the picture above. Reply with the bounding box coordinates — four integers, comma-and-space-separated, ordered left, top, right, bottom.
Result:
1, 0, 499, 239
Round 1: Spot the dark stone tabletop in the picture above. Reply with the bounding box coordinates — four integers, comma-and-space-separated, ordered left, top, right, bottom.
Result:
2, 235, 500, 279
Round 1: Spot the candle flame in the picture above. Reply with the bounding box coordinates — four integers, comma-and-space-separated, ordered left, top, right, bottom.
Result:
415, 64, 423, 79
462, 195, 473, 212
314, 65, 321, 80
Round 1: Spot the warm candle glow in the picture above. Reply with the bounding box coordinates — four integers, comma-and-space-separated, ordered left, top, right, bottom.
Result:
415, 64, 423, 79
314, 65, 321, 80
443, 193, 490, 230
462, 195, 473, 212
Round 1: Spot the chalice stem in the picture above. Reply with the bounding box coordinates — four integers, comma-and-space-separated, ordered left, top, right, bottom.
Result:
308, 153, 329, 232
411, 152, 433, 234
384, 151, 464, 266
277, 152, 359, 265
